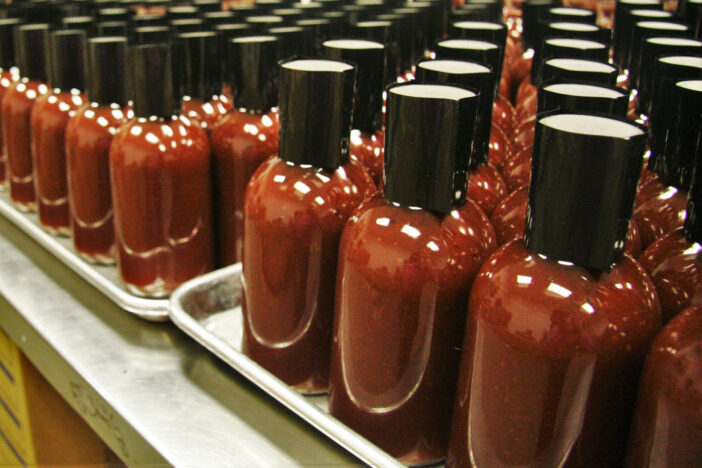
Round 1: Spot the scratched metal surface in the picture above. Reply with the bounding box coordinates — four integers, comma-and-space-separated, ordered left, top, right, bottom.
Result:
0, 215, 356, 467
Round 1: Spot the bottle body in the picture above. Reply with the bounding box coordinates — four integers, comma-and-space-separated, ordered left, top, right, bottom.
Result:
447, 241, 661, 468
110, 116, 214, 297
181, 95, 229, 134
3, 79, 48, 211
210, 108, 278, 266
349, 129, 384, 187
66, 103, 131, 263
0, 69, 18, 190
31, 90, 85, 235
467, 163, 507, 217
328, 195, 496, 465
632, 178, 687, 249
242, 155, 375, 393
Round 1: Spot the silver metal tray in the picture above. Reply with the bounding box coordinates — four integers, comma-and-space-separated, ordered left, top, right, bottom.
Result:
169, 263, 406, 467
0, 192, 169, 321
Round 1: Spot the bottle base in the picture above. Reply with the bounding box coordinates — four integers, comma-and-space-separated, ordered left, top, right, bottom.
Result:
77, 250, 116, 266
41, 224, 70, 237
12, 200, 37, 213
124, 279, 171, 298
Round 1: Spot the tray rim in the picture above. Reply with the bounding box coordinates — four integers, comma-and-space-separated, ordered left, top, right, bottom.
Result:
169, 263, 405, 468
0, 193, 170, 321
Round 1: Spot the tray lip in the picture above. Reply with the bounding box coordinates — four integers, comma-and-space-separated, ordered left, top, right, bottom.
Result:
169, 264, 405, 468
0, 194, 170, 322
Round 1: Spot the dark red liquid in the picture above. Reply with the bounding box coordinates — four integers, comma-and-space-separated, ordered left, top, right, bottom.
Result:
493, 94, 515, 136
350, 129, 384, 187
515, 79, 538, 124
632, 178, 687, 249
500, 144, 533, 193
625, 302, 702, 467
2, 79, 48, 211
181, 96, 229, 134
489, 124, 512, 171
328, 195, 496, 465
210, 109, 279, 266
66, 103, 132, 263
110, 116, 215, 297
468, 163, 507, 217
31, 90, 85, 235
0, 69, 18, 189
242, 156, 375, 393
638, 228, 702, 323
448, 241, 661, 468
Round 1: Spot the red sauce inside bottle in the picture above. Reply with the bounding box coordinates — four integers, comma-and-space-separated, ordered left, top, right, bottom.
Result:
210, 109, 279, 266
328, 195, 496, 465
0, 69, 18, 189
467, 163, 507, 217
181, 95, 229, 135
632, 178, 687, 249
2, 79, 48, 210
349, 129, 384, 187
66, 103, 131, 263
31, 90, 85, 235
242, 156, 375, 393
500, 144, 533, 193
110, 116, 214, 296
447, 241, 661, 468
492, 94, 515, 135
489, 123, 512, 170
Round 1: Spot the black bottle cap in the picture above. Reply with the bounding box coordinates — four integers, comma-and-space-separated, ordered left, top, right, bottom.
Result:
177, 31, 220, 100
614, 8, 673, 66
375, 13, 412, 74
648, 55, 702, 174
541, 58, 619, 86
628, 20, 689, 75
15, 23, 50, 82
458, 0, 502, 22
170, 18, 206, 34
613, 0, 664, 66
533, 38, 610, 83
61, 16, 95, 35
684, 112, 702, 243
322, 39, 385, 134
415, 58, 494, 166
134, 25, 171, 44
0, 19, 22, 69
245, 15, 284, 33
538, 82, 629, 117
97, 7, 130, 22
60, 0, 91, 17
214, 22, 252, 39
435, 38, 502, 92
522, 0, 557, 50
321, 10, 347, 26
133, 14, 167, 28
167, 5, 199, 19
270, 8, 304, 24
401, 1, 441, 50
349, 20, 398, 85
229, 4, 260, 16
254, 0, 287, 12
450, 5, 493, 23
278, 58, 356, 170
97, 21, 129, 36
202, 11, 237, 26
228, 35, 279, 112
390, 7, 424, 68
525, 113, 647, 271
295, 18, 330, 55
50, 29, 87, 91
637, 37, 702, 111
383, 83, 479, 214
87, 36, 127, 105
660, 80, 702, 191
268, 26, 306, 60
193, 0, 221, 13
128, 42, 175, 118
543, 21, 612, 45
683, 0, 702, 38
290, 2, 324, 14
546, 7, 597, 24
342, 4, 371, 24
450, 20, 507, 47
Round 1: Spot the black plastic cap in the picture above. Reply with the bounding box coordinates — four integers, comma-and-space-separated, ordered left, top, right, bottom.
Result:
522, 0, 557, 49
50, 29, 87, 91
525, 113, 648, 271
628, 20, 690, 75
167, 5, 199, 19
613, 0, 664, 66
435, 38, 502, 91
375, 13, 412, 74
450, 6, 494, 23
87, 36, 127, 105
543, 21, 612, 44
614, 8, 673, 66
0, 19, 22, 69
538, 82, 629, 116
170, 18, 206, 34
193, 0, 221, 13
61, 16, 95, 35
134, 26, 171, 44
349, 20, 398, 85
415, 58, 494, 166
132, 14, 167, 28
128, 43, 175, 118
268, 26, 307, 60
383, 83, 479, 214
202, 11, 237, 26
97, 7, 130, 22
391, 7, 423, 66
684, 115, 702, 243
245, 15, 284, 33
270, 8, 303, 24
533, 38, 610, 83
278, 58, 356, 170
177, 31, 220, 100
450, 20, 507, 47
683, 0, 702, 38
98, 21, 129, 36
546, 7, 597, 24
229, 4, 260, 16
214, 22, 252, 38
541, 58, 619, 85
295, 18, 331, 55
228, 35, 279, 112
254, 0, 286, 11
15, 23, 50, 82
322, 38, 385, 134
458, 0, 502, 22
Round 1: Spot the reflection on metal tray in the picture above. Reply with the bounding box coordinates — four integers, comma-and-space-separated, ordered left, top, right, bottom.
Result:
0, 192, 169, 321
169, 264, 406, 467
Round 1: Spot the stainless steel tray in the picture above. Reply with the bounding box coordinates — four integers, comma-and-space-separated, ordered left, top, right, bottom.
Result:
169, 263, 406, 467
0, 192, 169, 321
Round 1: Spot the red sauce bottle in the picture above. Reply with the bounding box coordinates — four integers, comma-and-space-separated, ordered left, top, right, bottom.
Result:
448, 113, 661, 468
3, 24, 50, 211
242, 59, 375, 393
625, 302, 702, 467
323, 39, 386, 188
66, 37, 131, 264
415, 58, 507, 217
31, 30, 87, 235
329, 83, 496, 465
0, 19, 21, 191
210, 35, 280, 267
110, 43, 214, 297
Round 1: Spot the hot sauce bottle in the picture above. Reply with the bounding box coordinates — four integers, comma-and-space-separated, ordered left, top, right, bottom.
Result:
3, 24, 50, 211
210, 35, 279, 267
110, 43, 214, 297
0, 19, 21, 191
448, 113, 662, 468
31, 29, 87, 235
322, 38, 385, 187
328, 83, 496, 465
66, 37, 131, 264
415, 58, 507, 217
242, 59, 375, 393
